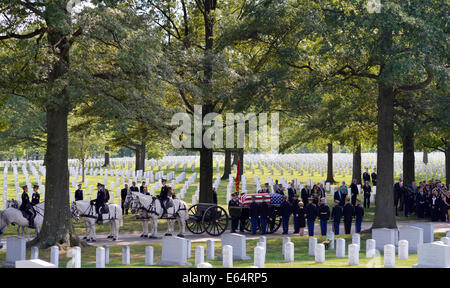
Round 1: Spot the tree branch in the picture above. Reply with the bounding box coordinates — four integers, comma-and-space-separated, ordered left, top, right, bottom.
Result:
0, 27, 46, 41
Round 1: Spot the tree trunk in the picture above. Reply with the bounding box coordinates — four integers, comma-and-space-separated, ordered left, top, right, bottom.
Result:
135, 147, 141, 172
402, 127, 415, 185
29, 104, 78, 248
326, 142, 336, 183
423, 149, 428, 164
232, 152, 238, 166
221, 150, 232, 180
352, 142, 362, 184
103, 146, 110, 167
81, 158, 85, 184
135, 142, 146, 171
199, 148, 213, 203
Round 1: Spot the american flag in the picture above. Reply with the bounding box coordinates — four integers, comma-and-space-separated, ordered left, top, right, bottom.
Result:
239, 193, 270, 206
269, 193, 283, 205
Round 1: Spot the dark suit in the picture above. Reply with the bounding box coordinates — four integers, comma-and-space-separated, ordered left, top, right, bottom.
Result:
331, 205, 343, 234
354, 204, 364, 233
343, 203, 354, 234
362, 184, 371, 208
371, 172, 377, 186
287, 188, 296, 203
350, 183, 358, 206
280, 201, 292, 234
363, 172, 370, 183
334, 190, 344, 206
305, 203, 317, 236
301, 188, 310, 205
121, 188, 129, 214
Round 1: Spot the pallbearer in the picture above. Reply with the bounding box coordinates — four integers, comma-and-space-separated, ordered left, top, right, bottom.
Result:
354, 199, 364, 233
259, 195, 269, 235
343, 198, 354, 234
228, 192, 239, 233
305, 197, 317, 236
280, 195, 291, 234
249, 196, 259, 235
291, 194, 301, 234
331, 200, 343, 235
318, 198, 330, 236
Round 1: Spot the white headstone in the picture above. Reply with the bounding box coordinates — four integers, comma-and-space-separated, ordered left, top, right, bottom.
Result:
2, 236, 26, 267
104, 245, 110, 265
284, 242, 294, 262
336, 238, 345, 258
217, 233, 250, 260
195, 246, 205, 266
440, 237, 450, 245
383, 244, 396, 268
372, 228, 396, 251
399, 226, 423, 253
414, 242, 450, 268
348, 244, 359, 266
283, 237, 291, 256
398, 240, 409, 260
326, 231, 335, 249
197, 262, 213, 268
30, 246, 39, 260
16, 259, 56, 268
446, 231, 450, 238
315, 244, 325, 264
206, 240, 215, 261
157, 236, 192, 266
222, 245, 233, 268
122, 246, 130, 265
309, 237, 317, 256
145, 246, 154, 265
186, 239, 192, 258
50, 246, 59, 267
96, 247, 105, 268
254, 246, 265, 268
409, 223, 434, 243
71, 247, 81, 268
366, 239, 376, 258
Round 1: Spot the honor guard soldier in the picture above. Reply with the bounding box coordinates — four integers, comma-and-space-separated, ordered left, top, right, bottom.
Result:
301, 185, 310, 206
228, 193, 240, 233
130, 182, 139, 192
362, 181, 371, 208
305, 197, 318, 236
259, 195, 269, 235
19, 185, 35, 228
249, 196, 259, 235
363, 168, 371, 183
354, 199, 364, 233
331, 200, 343, 235
318, 198, 330, 236
371, 168, 377, 186
102, 184, 110, 203
91, 183, 106, 224
292, 194, 301, 234
75, 184, 84, 201
31, 185, 40, 206
280, 195, 292, 234
160, 179, 170, 215
343, 198, 354, 234
350, 179, 359, 206
140, 181, 146, 194
121, 183, 130, 215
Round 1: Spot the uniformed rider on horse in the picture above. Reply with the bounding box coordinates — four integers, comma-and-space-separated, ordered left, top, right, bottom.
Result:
90, 183, 109, 224
159, 179, 171, 216
19, 185, 35, 228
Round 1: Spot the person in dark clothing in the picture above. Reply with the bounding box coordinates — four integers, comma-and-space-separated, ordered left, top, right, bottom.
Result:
249, 196, 259, 235
362, 181, 371, 208
297, 201, 306, 236
343, 198, 354, 234
350, 179, 359, 206
130, 182, 139, 192
102, 184, 110, 203
291, 194, 301, 233
212, 187, 218, 204
334, 187, 345, 206
371, 168, 377, 186
354, 199, 364, 233
239, 193, 249, 232
416, 187, 426, 218
318, 198, 330, 236
31, 185, 40, 206
287, 183, 297, 203
394, 178, 405, 215
228, 193, 240, 232
259, 195, 269, 235
91, 183, 106, 224
301, 185, 310, 206
279, 196, 292, 234
331, 200, 343, 235
276, 184, 285, 196
305, 197, 318, 236
75, 184, 84, 201
430, 190, 440, 222
121, 183, 130, 215
363, 168, 371, 183
140, 181, 146, 194
19, 186, 35, 228
160, 179, 169, 215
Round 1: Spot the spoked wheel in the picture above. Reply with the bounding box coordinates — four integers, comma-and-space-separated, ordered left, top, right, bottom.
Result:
186, 204, 205, 234
266, 215, 282, 234
203, 206, 229, 236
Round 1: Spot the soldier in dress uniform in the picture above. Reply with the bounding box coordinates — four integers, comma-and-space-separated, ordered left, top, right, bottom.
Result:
130, 181, 139, 192
362, 181, 371, 208
228, 192, 240, 233
318, 198, 330, 236
75, 184, 84, 201
280, 195, 292, 234
102, 184, 110, 203
331, 200, 343, 235
160, 179, 170, 215
371, 168, 377, 186
259, 195, 269, 235
121, 183, 130, 215
354, 199, 364, 233
91, 183, 106, 224
19, 185, 35, 228
343, 198, 354, 234
350, 179, 359, 206
139, 181, 146, 194
249, 196, 259, 235
305, 197, 318, 236
31, 185, 40, 206
363, 168, 371, 183
292, 194, 301, 234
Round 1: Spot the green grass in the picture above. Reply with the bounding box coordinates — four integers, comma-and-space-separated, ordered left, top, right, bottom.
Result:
1, 232, 446, 268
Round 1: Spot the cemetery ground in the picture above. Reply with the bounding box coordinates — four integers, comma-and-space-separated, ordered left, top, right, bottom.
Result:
2, 232, 447, 268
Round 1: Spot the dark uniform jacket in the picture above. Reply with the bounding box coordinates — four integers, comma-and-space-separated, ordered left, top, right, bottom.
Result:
318, 204, 330, 221
276, 188, 285, 196
287, 188, 296, 203
363, 184, 371, 195
343, 203, 354, 221
140, 186, 146, 193
20, 192, 31, 211
260, 202, 269, 218
130, 186, 139, 192
334, 190, 344, 204
371, 172, 377, 184
354, 204, 364, 221
363, 172, 371, 182
292, 199, 301, 216
93, 189, 106, 210
31, 192, 40, 206
228, 198, 239, 217
280, 201, 292, 218
331, 205, 343, 222
75, 189, 84, 201
301, 188, 310, 203
160, 185, 169, 201
249, 202, 259, 218
104, 188, 110, 203
213, 190, 218, 204
121, 188, 128, 200
350, 183, 359, 196
305, 203, 318, 221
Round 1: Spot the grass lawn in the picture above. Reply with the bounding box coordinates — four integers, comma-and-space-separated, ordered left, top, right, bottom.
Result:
1, 232, 446, 268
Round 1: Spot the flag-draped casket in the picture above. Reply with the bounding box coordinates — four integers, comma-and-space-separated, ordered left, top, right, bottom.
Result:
238, 193, 283, 206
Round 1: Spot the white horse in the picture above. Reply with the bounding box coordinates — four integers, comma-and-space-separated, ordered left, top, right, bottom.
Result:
71, 201, 123, 241
124, 192, 188, 238
0, 200, 44, 238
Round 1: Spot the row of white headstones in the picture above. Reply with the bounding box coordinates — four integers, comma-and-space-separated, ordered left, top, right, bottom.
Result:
7, 228, 450, 268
